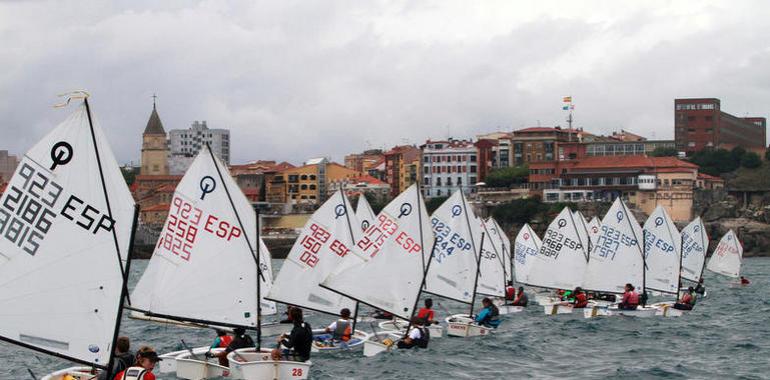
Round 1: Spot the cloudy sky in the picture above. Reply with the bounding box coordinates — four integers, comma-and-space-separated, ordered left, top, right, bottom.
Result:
1, 0, 769, 165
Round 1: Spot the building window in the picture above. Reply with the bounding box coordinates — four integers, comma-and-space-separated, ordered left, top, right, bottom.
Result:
300, 174, 308, 180
705, 116, 713, 121
309, 175, 316, 180
687, 116, 696, 122
309, 184, 316, 190
470, 155, 477, 162
436, 178, 442, 186
300, 184, 308, 190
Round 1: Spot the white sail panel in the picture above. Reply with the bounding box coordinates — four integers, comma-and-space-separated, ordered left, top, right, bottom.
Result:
680, 217, 708, 282
131, 148, 259, 327
583, 198, 644, 293
706, 230, 742, 278
423, 191, 477, 303
513, 223, 541, 284
522, 207, 587, 290
0, 102, 135, 366
573, 210, 592, 255
355, 195, 377, 233
322, 184, 433, 320
473, 217, 506, 297
488, 218, 513, 284
588, 216, 602, 248
643, 206, 681, 294
258, 237, 277, 315
267, 191, 359, 315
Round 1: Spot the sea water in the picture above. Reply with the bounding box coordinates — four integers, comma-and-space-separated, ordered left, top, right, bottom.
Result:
3, 258, 769, 379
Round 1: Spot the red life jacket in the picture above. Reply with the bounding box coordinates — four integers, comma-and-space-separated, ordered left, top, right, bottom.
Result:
218, 335, 233, 348
574, 292, 588, 308
417, 308, 434, 322
505, 286, 515, 300
623, 291, 639, 306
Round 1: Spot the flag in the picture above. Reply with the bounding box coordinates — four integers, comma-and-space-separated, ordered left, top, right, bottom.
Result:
570, 105, 575, 110
563, 96, 572, 102
562, 105, 569, 110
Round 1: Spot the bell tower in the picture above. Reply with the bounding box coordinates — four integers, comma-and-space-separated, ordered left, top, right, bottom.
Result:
140, 95, 169, 175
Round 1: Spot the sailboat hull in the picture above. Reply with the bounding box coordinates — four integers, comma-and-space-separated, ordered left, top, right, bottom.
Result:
363, 331, 401, 357
652, 302, 688, 317
174, 347, 231, 379
310, 329, 372, 353
583, 305, 658, 318
542, 303, 574, 315
445, 314, 493, 337
41, 367, 97, 380
228, 348, 311, 380
378, 319, 444, 338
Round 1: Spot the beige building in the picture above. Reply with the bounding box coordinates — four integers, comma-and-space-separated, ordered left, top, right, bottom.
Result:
0, 150, 19, 182
140, 103, 169, 175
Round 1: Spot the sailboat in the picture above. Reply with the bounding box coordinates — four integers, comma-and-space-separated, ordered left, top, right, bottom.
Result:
642, 206, 681, 296
518, 207, 588, 315
680, 217, 708, 287
266, 190, 371, 353
321, 184, 434, 355
706, 230, 743, 279
583, 198, 657, 318
0, 94, 138, 380
512, 223, 542, 298
476, 217, 510, 313
355, 194, 377, 233
130, 147, 309, 380
587, 216, 602, 248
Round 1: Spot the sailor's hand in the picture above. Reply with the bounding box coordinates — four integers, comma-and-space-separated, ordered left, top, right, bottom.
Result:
204, 352, 213, 358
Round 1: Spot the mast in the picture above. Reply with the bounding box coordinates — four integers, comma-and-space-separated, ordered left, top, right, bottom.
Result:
105, 205, 140, 380
642, 230, 647, 294
469, 232, 486, 317
256, 207, 262, 351
677, 233, 684, 300
339, 192, 360, 332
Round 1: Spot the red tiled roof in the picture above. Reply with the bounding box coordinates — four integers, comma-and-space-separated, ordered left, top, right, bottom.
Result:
135, 175, 183, 181
352, 175, 387, 186
569, 155, 697, 170
698, 172, 724, 181
142, 203, 170, 212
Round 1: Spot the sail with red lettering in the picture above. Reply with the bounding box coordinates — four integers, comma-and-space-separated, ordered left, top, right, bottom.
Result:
521, 207, 587, 290
0, 99, 135, 367
423, 191, 477, 304
513, 223, 541, 284
588, 216, 602, 248
706, 230, 743, 278
643, 206, 681, 294
680, 217, 708, 282
355, 195, 377, 233
266, 190, 359, 315
583, 198, 644, 293
321, 184, 433, 320
131, 146, 261, 328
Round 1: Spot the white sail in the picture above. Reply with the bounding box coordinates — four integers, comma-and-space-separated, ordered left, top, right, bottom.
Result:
267, 191, 359, 315
355, 195, 377, 233
522, 207, 587, 290
257, 237, 277, 315
473, 217, 506, 297
680, 217, 708, 282
706, 230, 743, 278
573, 210, 592, 255
131, 147, 259, 328
642, 206, 681, 294
0, 101, 135, 366
423, 191, 477, 303
583, 198, 644, 293
513, 223, 541, 284
588, 216, 602, 247
488, 217, 513, 284
322, 184, 433, 320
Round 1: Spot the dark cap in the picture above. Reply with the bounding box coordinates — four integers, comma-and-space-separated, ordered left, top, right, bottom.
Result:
138, 350, 163, 362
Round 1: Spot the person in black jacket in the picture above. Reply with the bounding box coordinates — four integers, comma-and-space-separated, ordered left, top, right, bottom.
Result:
274, 307, 313, 362
209, 326, 255, 366
98, 336, 133, 380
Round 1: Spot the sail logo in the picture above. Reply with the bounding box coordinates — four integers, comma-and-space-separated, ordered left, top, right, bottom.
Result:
49, 141, 73, 170
199, 176, 217, 200
450, 205, 462, 218
654, 217, 664, 227
398, 203, 412, 218
334, 204, 346, 219
616, 211, 624, 223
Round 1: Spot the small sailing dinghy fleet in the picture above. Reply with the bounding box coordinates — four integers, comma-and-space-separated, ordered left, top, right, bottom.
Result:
0, 93, 751, 380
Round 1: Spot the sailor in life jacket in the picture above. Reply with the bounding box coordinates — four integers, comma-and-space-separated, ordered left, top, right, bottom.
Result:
475, 297, 501, 328
570, 287, 589, 309
397, 316, 430, 349
113, 346, 161, 380
321, 308, 353, 342
618, 283, 640, 310
211, 329, 233, 349
416, 298, 437, 325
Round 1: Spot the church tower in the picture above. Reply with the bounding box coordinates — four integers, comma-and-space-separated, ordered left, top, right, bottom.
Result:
140, 98, 169, 175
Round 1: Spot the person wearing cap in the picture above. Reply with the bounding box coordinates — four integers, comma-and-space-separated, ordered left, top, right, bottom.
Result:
113, 346, 160, 380
209, 326, 255, 367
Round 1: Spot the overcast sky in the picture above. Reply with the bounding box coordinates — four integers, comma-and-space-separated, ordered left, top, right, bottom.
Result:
1, 0, 769, 165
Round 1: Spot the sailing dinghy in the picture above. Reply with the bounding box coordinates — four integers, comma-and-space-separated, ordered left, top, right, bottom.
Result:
583, 198, 657, 318
643, 206, 681, 296
0, 95, 138, 380
266, 190, 371, 353
679, 217, 708, 286
706, 229, 743, 279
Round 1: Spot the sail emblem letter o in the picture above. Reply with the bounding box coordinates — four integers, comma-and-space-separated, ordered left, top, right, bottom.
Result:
199, 176, 216, 200
557, 219, 567, 229
334, 204, 346, 219
616, 211, 624, 223
654, 217, 664, 227
398, 203, 412, 218
50, 141, 73, 170
451, 205, 462, 217
361, 220, 370, 231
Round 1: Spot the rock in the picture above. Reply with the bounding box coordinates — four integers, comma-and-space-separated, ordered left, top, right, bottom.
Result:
702, 201, 737, 222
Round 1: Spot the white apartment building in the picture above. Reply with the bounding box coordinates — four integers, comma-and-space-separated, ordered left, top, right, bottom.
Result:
421, 139, 479, 198
168, 120, 230, 175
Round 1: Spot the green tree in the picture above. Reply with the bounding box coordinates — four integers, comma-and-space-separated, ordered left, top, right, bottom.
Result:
741, 152, 762, 168
425, 196, 448, 214
649, 147, 679, 157
483, 165, 529, 188
121, 166, 136, 186
490, 197, 547, 225
765, 149, 770, 161
690, 148, 740, 175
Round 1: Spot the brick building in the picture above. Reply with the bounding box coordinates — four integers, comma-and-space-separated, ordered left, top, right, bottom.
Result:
674, 98, 767, 154
383, 145, 421, 197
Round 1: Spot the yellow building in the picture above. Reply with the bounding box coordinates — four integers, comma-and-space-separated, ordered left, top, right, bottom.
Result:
140, 102, 169, 175
267, 158, 362, 205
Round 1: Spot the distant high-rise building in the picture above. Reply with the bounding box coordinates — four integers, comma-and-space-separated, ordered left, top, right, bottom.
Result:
140, 102, 169, 176
674, 98, 767, 154
168, 120, 230, 175
420, 139, 480, 198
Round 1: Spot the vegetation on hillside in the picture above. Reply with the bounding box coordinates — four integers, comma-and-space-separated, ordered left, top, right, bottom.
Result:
483, 166, 529, 188
690, 147, 762, 176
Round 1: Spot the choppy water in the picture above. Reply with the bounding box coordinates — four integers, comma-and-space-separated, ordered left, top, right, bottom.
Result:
3, 258, 769, 379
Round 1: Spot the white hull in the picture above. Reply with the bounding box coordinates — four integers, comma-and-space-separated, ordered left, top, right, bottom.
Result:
174, 347, 231, 379
377, 320, 444, 338
228, 348, 312, 380
652, 302, 688, 317
583, 305, 658, 318
445, 314, 493, 337
534, 294, 561, 305
310, 329, 371, 353
542, 303, 574, 315
363, 331, 402, 357
41, 367, 96, 380
498, 305, 525, 315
